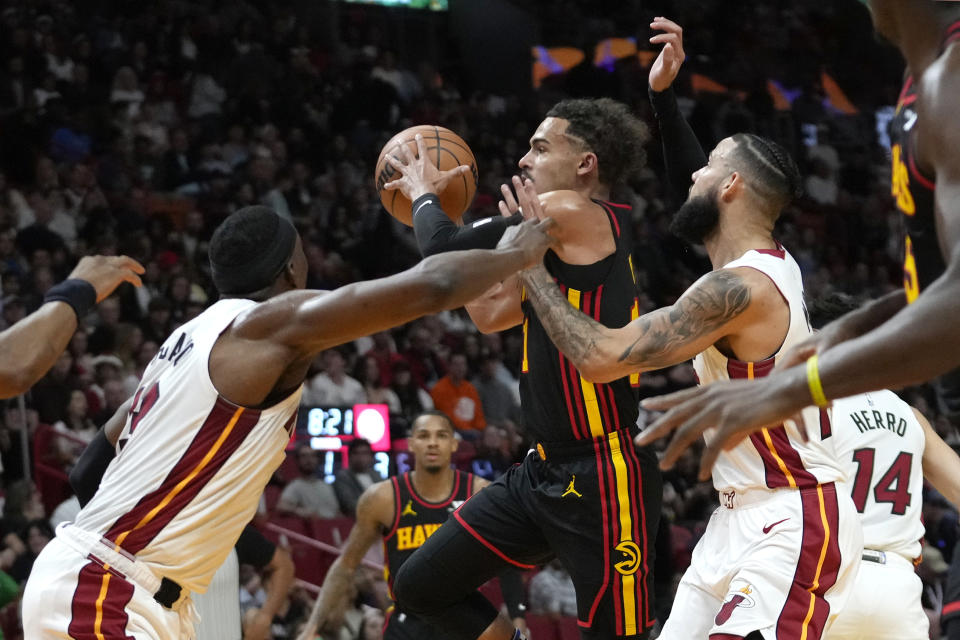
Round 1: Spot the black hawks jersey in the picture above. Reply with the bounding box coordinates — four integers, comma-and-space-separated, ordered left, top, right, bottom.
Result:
382, 470, 474, 598
892, 20, 960, 301
519, 200, 641, 443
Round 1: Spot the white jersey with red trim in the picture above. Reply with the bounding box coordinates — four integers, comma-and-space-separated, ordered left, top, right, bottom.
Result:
692, 247, 845, 493
830, 391, 925, 560
73, 299, 302, 593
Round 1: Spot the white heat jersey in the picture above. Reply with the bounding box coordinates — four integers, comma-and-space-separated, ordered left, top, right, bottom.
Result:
831, 390, 925, 560
693, 247, 845, 492
74, 299, 302, 593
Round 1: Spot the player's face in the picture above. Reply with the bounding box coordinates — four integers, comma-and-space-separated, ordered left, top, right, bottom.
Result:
518, 117, 584, 193
671, 138, 736, 244
409, 415, 457, 473
688, 138, 736, 199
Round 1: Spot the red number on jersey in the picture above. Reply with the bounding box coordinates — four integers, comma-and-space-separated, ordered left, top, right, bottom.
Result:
850, 448, 913, 515
129, 383, 160, 435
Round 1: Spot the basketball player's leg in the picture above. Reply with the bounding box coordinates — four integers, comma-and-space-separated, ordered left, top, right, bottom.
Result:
694, 484, 861, 640
394, 461, 552, 640
24, 536, 181, 639
541, 441, 662, 639
827, 556, 927, 640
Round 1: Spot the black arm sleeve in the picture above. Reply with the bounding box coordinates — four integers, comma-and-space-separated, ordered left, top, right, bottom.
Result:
235, 525, 277, 569
499, 568, 528, 620
69, 429, 117, 507
648, 85, 709, 204
412, 193, 522, 257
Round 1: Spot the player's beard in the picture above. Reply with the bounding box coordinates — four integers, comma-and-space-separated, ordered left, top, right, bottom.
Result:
670, 186, 720, 245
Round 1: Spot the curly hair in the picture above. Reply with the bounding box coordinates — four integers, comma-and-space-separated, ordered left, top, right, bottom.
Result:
545, 98, 650, 188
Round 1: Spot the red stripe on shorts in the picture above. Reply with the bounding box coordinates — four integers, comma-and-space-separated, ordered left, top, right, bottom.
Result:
776, 483, 842, 639
68, 562, 135, 639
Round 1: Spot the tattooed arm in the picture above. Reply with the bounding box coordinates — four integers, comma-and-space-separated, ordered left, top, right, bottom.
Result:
520, 263, 772, 383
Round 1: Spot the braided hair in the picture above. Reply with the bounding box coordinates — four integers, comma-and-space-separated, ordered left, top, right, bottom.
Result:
728, 133, 802, 213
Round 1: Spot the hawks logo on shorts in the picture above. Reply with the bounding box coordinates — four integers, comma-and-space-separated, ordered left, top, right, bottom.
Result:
715, 584, 757, 625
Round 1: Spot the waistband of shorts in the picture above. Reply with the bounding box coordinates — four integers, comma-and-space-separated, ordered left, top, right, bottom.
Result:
56, 524, 190, 607
55, 524, 199, 638
531, 429, 637, 462
862, 548, 920, 568
717, 486, 790, 509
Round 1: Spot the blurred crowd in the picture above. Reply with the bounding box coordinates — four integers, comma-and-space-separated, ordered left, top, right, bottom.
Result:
0, 0, 953, 637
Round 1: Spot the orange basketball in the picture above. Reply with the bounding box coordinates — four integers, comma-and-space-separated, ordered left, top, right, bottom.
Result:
374, 125, 478, 226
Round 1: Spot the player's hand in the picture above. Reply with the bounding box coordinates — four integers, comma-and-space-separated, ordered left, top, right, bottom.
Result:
648, 17, 686, 92
636, 376, 808, 480
383, 133, 471, 203
497, 218, 557, 269
68, 255, 145, 302
514, 177, 545, 221
499, 177, 522, 217
243, 609, 272, 640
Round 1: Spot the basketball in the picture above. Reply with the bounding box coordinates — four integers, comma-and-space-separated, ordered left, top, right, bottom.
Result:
374, 125, 478, 226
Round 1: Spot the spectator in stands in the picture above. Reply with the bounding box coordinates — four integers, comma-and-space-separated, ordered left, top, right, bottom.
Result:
302, 348, 366, 407
29, 351, 73, 425
472, 352, 519, 425
471, 425, 514, 481
1, 480, 44, 539
364, 331, 405, 387
333, 438, 378, 517
430, 353, 485, 436
528, 560, 578, 618
8, 518, 53, 583
277, 444, 340, 520
401, 325, 446, 388
390, 361, 433, 426
356, 355, 400, 414
51, 389, 96, 469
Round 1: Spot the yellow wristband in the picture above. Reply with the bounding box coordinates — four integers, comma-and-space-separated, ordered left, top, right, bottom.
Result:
806, 354, 829, 408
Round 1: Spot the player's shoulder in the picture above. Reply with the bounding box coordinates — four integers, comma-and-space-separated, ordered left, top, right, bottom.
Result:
699, 264, 780, 306
357, 477, 397, 522
536, 190, 603, 219
919, 47, 960, 139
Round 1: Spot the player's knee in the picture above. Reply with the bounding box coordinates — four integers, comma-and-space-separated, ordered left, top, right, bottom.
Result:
393, 555, 436, 615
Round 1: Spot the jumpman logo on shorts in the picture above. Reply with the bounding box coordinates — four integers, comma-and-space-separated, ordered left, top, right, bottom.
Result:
562, 475, 582, 498
401, 500, 418, 517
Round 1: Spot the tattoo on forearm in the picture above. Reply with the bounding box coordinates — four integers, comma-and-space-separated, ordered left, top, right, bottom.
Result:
521, 266, 605, 366
522, 267, 751, 373
619, 270, 750, 367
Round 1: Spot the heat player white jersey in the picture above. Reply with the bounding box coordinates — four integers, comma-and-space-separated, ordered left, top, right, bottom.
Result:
693, 246, 845, 492
74, 299, 302, 593
830, 391, 925, 560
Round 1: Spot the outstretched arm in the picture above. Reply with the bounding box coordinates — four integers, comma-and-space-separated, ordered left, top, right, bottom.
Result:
296, 483, 393, 640
918, 408, 960, 510
0, 256, 143, 398
521, 263, 753, 382
647, 17, 708, 203
264, 222, 552, 356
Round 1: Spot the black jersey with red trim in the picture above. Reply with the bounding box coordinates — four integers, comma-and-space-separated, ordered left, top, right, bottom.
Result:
382, 470, 474, 597
892, 21, 960, 301
519, 200, 641, 443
